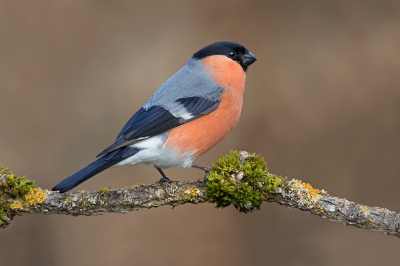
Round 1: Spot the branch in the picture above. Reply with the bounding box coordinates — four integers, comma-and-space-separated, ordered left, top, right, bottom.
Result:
1, 151, 399, 238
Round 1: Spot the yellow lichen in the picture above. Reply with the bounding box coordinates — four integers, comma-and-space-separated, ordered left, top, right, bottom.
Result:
313, 205, 325, 214
23, 188, 47, 205
290, 179, 324, 206
187, 187, 197, 197
97, 187, 110, 194
181, 187, 198, 201
360, 205, 371, 215
10, 200, 23, 209
64, 196, 73, 205
130, 183, 144, 190
7, 174, 14, 179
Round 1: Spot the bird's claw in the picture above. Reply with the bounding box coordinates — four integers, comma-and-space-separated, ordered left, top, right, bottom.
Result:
191, 164, 211, 182
203, 173, 209, 183
159, 176, 172, 184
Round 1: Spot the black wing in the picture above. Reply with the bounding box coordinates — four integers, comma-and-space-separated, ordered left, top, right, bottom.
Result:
96, 96, 220, 157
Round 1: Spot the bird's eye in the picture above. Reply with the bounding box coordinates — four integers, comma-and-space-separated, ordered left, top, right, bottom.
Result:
227, 51, 236, 58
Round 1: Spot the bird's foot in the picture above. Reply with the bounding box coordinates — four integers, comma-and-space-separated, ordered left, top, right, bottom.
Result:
155, 167, 175, 198
155, 167, 173, 183
191, 164, 212, 182
159, 176, 172, 184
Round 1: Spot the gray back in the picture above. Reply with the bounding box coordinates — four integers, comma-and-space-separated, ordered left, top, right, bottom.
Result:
143, 58, 224, 109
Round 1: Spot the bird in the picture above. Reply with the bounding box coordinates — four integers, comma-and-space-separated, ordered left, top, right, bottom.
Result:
52, 41, 257, 193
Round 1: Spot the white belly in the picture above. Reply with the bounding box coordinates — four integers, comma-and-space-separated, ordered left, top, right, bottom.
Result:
112, 133, 196, 169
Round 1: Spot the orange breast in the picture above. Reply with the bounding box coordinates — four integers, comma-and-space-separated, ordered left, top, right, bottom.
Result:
164, 55, 246, 158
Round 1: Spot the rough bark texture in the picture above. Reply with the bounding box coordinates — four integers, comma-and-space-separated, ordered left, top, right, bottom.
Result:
1, 150, 399, 237
268, 180, 400, 237
1, 175, 399, 237
0, 179, 207, 217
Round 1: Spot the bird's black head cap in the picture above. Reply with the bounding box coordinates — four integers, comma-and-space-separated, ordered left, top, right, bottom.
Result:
193, 41, 257, 71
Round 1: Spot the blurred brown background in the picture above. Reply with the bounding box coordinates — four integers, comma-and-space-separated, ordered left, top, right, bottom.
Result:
1, 1, 400, 265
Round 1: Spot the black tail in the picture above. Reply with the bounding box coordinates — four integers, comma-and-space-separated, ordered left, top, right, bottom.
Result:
53, 147, 139, 193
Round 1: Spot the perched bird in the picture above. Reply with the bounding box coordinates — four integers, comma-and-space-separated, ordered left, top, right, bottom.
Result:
52, 41, 257, 193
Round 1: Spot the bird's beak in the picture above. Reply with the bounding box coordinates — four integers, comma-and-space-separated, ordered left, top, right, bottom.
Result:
242, 52, 257, 67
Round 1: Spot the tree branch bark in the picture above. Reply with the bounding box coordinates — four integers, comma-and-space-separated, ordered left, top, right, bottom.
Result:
1, 151, 399, 238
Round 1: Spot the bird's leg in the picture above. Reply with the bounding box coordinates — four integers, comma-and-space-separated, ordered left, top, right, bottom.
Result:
156, 167, 172, 183
191, 164, 211, 182
191, 164, 212, 172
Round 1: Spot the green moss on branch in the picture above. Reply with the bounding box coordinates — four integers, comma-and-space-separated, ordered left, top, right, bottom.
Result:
0, 165, 40, 228
206, 151, 285, 213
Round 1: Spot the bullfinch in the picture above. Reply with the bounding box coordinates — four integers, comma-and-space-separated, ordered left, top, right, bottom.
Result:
52, 41, 257, 193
